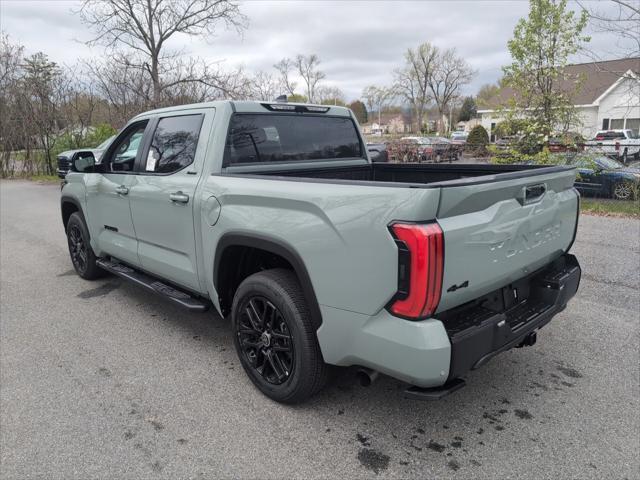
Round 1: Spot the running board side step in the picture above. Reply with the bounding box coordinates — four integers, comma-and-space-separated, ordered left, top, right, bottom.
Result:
403, 378, 466, 400
96, 259, 209, 312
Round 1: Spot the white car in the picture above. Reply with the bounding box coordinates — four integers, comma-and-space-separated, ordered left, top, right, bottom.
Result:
585, 129, 640, 163
450, 131, 468, 144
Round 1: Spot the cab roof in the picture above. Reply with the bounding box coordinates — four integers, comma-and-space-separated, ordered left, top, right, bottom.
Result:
133, 100, 352, 119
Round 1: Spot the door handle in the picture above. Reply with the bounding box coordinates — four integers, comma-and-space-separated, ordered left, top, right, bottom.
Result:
115, 185, 129, 195
169, 191, 189, 203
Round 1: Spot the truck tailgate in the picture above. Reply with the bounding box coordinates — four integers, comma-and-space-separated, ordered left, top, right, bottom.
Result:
435, 166, 579, 313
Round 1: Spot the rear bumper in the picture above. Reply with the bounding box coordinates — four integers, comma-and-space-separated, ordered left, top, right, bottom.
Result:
443, 254, 581, 381
316, 254, 580, 389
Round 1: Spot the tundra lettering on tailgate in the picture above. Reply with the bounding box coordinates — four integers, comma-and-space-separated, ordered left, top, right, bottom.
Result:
467, 221, 562, 263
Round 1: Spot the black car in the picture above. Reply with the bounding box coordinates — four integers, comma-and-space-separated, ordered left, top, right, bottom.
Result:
366, 143, 388, 163
571, 155, 639, 200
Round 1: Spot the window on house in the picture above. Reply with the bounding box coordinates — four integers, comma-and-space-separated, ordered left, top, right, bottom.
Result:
602, 119, 609, 130
624, 118, 640, 136
610, 119, 624, 129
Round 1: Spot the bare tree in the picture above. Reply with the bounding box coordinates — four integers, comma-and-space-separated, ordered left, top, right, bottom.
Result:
294, 54, 325, 103
22, 53, 68, 174
316, 85, 345, 105
428, 48, 475, 133
83, 53, 154, 127
273, 58, 297, 96
273, 54, 326, 102
78, 0, 247, 106
362, 85, 392, 125
393, 42, 474, 133
577, 0, 639, 64
394, 43, 438, 132
0, 35, 25, 176
250, 70, 281, 101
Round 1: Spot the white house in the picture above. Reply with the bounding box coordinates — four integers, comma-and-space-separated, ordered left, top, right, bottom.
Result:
477, 58, 640, 141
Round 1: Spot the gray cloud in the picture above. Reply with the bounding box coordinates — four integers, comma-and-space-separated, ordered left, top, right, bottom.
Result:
1, 0, 634, 101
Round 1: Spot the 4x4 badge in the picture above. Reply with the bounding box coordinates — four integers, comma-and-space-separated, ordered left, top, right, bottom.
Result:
447, 280, 469, 292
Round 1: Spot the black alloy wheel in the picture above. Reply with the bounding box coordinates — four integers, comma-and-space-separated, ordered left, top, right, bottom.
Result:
68, 223, 88, 274
66, 212, 104, 280
237, 296, 294, 385
231, 269, 330, 403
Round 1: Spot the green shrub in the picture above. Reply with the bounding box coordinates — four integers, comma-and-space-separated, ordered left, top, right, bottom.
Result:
51, 123, 117, 158
467, 125, 489, 155
467, 125, 489, 146
85, 123, 117, 148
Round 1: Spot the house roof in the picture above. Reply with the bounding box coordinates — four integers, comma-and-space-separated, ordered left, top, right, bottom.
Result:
479, 57, 640, 111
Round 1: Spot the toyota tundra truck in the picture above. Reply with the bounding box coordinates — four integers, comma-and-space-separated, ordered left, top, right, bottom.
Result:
60, 101, 581, 403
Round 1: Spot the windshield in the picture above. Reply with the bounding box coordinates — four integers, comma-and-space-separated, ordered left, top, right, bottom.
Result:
97, 135, 115, 150
595, 156, 624, 169
224, 114, 363, 165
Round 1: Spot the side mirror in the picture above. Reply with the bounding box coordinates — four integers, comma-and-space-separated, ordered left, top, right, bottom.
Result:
72, 151, 96, 173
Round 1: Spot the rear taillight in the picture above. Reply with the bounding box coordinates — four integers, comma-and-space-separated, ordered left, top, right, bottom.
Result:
389, 222, 444, 319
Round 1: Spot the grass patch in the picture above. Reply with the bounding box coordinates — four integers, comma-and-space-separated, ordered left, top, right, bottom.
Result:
581, 197, 640, 218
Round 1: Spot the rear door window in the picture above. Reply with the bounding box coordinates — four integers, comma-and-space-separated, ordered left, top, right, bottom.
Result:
224, 114, 363, 165
145, 115, 203, 174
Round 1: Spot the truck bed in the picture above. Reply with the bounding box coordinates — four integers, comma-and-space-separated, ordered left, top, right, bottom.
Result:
229, 162, 574, 188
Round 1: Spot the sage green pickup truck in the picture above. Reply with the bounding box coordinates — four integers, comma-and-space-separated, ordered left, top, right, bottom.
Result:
61, 101, 581, 403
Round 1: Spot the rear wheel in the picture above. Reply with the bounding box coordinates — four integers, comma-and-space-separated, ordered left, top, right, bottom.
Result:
66, 212, 104, 280
231, 269, 329, 403
612, 181, 635, 200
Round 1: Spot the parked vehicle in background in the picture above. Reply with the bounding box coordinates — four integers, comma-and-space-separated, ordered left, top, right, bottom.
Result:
57, 136, 116, 178
366, 143, 388, 163
60, 100, 581, 403
495, 136, 519, 150
450, 131, 468, 145
584, 129, 640, 163
399, 136, 461, 162
547, 135, 584, 153
431, 137, 463, 161
568, 154, 639, 200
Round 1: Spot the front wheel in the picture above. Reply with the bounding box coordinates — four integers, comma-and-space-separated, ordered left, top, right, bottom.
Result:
66, 212, 104, 280
231, 269, 329, 403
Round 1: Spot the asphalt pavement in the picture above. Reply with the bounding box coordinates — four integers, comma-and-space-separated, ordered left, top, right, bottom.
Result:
1, 180, 638, 479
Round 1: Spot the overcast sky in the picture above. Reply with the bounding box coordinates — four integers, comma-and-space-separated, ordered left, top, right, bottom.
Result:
0, 0, 634, 101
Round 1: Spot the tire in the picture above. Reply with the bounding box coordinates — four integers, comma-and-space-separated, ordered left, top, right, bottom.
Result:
231, 268, 329, 403
66, 212, 104, 280
612, 181, 635, 201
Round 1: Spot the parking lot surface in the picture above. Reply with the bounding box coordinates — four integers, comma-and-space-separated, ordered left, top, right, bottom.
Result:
1, 180, 638, 479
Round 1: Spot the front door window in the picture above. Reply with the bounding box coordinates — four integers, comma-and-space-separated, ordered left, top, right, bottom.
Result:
103, 122, 148, 172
